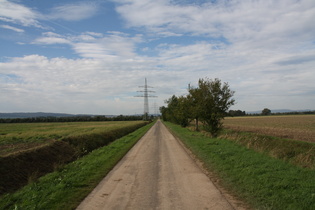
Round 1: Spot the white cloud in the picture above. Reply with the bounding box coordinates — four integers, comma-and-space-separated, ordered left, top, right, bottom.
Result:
1, 42, 315, 114
32, 32, 71, 45
0, 53, 195, 114
0, 55, 161, 114
0, 0, 41, 27
0, 24, 24, 32
48, 2, 99, 21
115, 0, 315, 48
1, 0, 315, 114
32, 31, 143, 59
32, 37, 71, 45
0, 0, 100, 32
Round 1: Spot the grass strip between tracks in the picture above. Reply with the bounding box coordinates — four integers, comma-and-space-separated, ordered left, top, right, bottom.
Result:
0, 122, 155, 210
164, 121, 315, 210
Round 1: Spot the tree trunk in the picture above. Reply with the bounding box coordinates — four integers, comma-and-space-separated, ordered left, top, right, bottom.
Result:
195, 117, 199, 131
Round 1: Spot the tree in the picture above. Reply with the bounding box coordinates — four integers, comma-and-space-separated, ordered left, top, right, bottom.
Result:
163, 95, 190, 127
261, 108, 271, 115
159, 106, 168, 121
173, 96, 190, 127
187, 86, 203, 131
164, 95, 179, 124
160, 77, 235, 137
196, 78, 235, 137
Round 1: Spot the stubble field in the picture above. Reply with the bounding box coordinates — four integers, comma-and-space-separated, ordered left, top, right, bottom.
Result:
223, 115, 315, 143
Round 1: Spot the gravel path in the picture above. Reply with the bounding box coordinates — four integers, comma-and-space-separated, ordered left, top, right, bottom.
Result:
77, 120, 238, 210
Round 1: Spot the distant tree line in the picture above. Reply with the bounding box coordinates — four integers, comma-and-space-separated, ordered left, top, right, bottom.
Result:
246, 110, 315, 116
228, 110, 246, 117
228, 108, 315, 117
0, 115, 144, 123
271, 110, 315, 115
160, 78, 235, 137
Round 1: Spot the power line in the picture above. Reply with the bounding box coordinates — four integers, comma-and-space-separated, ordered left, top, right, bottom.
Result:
135, 78, 157, 120
151, 101, 159, 116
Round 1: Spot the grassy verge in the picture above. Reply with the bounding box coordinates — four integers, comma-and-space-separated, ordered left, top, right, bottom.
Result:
164, 121, 315, 210
0, 122, 154, 210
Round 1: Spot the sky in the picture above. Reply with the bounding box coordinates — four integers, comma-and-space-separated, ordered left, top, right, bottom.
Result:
0, 0, 314, 115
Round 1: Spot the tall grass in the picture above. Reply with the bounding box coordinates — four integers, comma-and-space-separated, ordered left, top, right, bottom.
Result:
164, 121, 315, 210
0, 122, 154, 210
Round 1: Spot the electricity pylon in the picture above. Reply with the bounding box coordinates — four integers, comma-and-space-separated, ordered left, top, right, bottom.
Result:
152, 102, 159, 115
135, 78, 157, 120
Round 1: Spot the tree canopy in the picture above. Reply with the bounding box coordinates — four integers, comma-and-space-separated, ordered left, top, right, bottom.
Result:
160, 78, 235, 137
261, 108, 271, 115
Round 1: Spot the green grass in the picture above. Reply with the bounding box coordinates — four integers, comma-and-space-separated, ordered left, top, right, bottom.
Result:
164, 121, 315, 210
0, 122, 154, 210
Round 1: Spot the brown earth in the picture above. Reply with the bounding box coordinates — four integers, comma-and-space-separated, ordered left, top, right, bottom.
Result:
77, 120, 244, 210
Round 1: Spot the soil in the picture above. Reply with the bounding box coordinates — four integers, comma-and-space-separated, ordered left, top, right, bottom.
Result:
77, 120, 245, 210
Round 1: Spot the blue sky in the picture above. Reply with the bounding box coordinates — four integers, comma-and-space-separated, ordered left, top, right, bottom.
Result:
0, 0, 314, 115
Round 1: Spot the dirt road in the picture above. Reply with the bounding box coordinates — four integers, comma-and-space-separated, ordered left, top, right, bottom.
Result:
77, 120, 237, 210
